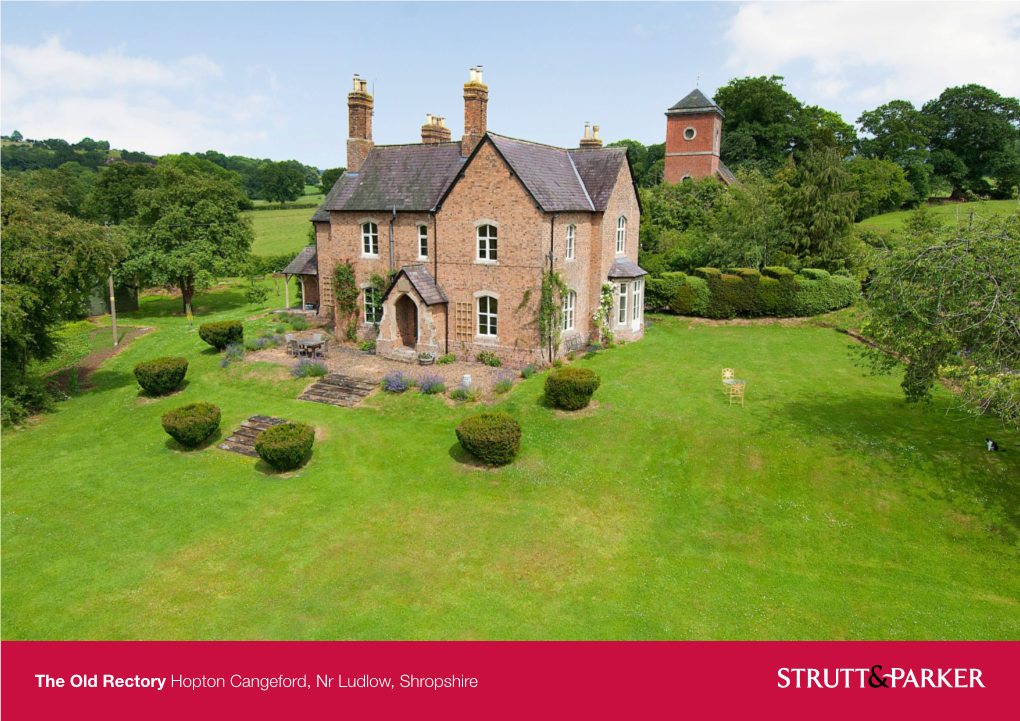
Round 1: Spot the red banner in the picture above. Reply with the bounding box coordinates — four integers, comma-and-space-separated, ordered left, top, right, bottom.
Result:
2, 642, 1015, 718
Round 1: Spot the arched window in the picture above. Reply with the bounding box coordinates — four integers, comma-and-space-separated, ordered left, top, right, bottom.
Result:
477, 224, 498, 261
477, 295, 498, 337
616, 216, 626, 254
565, 225, 576, 260
562, 291, 576, 331
361, 222, 379, 256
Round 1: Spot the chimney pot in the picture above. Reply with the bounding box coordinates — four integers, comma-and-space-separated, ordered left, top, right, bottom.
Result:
579, 122, 603, 149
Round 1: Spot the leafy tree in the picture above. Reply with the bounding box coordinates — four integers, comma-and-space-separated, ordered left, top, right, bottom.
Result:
845, 156, 914, 220
1, 175, 125, 422
320, 166, 346, 194
85, 161, 157, 224
18, 163, 95, 218
923, 84, 1020, 198
126, 157, 254, 312
10, 130, 23, 142
714, 168, 792, 269
855, 99, 932, 202
260, 160, 305, 204
856, 206, 1020, 429
775, 148, 860, 271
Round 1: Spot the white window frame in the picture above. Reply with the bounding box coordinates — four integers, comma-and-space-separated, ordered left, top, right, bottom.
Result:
617, 282, 628, 325
476, 224, 498, 263
565, 224, 576, 261
417, 223, 428, 260
361, 221, 379, 257
363, 287, 382, 324
562, 290, 576, 332
476, 294, 498, 338
632, 279, 642, 323
616, 216, 626, 255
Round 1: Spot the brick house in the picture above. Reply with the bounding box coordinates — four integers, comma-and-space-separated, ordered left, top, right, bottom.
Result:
663, 88, 736, 185
306, 70, 645, 364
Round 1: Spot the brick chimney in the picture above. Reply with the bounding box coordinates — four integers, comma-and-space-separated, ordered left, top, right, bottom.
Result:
347, 75, 374, 173
461, 67, 488, 156
421, 114, 452, 144
579, 123, 603, 149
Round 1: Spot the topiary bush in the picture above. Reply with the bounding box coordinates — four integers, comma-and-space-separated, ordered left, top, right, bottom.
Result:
198, 320, 243, 350
455, 412, 522, 466
161, 402, 221, 448
134, 357, 188, 395
254, 421, 315, 471
544, 366, 601, 410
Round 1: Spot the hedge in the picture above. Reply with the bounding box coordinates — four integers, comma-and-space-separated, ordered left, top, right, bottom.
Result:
161, 402, 220, 447
455, 412, 522, 466
134, 357, 188, 395
644, 267, 858, 318
544, 367, 601, 410
199, 320, 243, 350
254, 422, 315, 471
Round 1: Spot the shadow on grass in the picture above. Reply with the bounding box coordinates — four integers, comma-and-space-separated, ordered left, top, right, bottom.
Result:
136, 379, 191, 400
163, 427, 224, 452
775, 396, 1020, 544
86, 368, 136, 392
447, 441, 493, 470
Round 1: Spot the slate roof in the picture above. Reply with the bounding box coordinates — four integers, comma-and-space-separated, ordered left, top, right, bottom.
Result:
569, 147, 628, 211
717, 162, 737, 185
281, 245, 318, 275
311, 174, 348, 221
487, 134, 594, 212
381, 264, 448, 306
323, 143, 465, 213
667, 88, 724, 116
607, 257, 648, 280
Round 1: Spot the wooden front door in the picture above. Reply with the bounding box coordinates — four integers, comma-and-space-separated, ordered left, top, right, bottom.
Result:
395, 294, 418, 348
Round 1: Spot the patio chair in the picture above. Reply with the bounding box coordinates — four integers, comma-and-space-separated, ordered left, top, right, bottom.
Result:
285, 333, 297, 357
729, 381, 745, 407
722, 368, 734, 393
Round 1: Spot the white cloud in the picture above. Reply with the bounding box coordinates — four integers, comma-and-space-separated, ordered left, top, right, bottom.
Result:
1, 37, 276, 156
725, 2, 1020, 107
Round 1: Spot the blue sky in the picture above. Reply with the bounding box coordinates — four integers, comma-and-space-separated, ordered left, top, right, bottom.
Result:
3, 2, 1018, 169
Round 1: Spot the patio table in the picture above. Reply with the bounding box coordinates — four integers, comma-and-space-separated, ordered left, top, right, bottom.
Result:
296, 339, 325, 360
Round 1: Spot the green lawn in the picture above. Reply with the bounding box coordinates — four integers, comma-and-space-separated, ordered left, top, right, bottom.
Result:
248, 206, 316, 256
858, 199, 1019, 232
2, 288, 1018, 640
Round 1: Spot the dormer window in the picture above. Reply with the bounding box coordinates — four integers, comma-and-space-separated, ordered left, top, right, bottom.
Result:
361, 222, 379, 256
616, 216, 626, 254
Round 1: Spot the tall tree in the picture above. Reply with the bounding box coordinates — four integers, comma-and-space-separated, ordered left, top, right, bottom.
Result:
126, 157, 254, 311
714, 168, 792, 269
260, 160, 305, 204
84, 161, 158, 224
922, 84, 1020, 198
1, 175, 124, 419
10, 129, 23, 142
845, 156, 915, 221
856, 99, 932, 203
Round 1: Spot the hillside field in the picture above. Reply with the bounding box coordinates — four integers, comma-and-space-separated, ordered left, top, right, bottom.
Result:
858, 199, 1018, 232
249, 206, 316, 256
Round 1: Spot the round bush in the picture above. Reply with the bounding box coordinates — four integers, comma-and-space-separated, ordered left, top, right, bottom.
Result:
161, 402, 221, 448
455, 412, 521, 466
544, 367, 601, 410
134, 357, 188, 395
198, 320, 243, 350
254, 422, 315, 471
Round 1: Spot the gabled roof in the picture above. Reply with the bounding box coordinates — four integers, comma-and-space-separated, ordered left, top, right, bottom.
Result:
281, 245, 318, 275
667, 88, 724, 117
568, 147, 629, 211
311, 174, 348, 221
607, 257, 648, 280
322, 143, 465, 213
381, 264, 448, 306
487, 133, 594, 212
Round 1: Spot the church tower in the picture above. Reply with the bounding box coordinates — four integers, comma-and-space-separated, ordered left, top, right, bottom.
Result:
664, 88, 726, 184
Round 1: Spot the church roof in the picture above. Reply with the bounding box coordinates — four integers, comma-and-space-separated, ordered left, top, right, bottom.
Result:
667, 88, 724, 117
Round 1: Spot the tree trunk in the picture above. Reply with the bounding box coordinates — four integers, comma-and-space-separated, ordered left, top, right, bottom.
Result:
181, 279, 195, 313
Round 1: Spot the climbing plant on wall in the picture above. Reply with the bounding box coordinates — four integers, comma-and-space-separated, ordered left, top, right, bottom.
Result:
332, 259, 360, 341
538, 270, 570, 358
592, 283, 615, 345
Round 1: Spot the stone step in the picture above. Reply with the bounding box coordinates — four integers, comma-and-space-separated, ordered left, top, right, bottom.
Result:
298, 393, 345, 407
232, 426, 260, 440
225, 434, 256, 446
381, 349, 418, 364
303, 385, 364, 401
250, 415, 287, 426
301, 390, 365, 405
320, 375, 376, 393
242, 420, 281, 432
218, 441, 260, 458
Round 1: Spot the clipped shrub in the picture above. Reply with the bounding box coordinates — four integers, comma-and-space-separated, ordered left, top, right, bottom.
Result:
758, 267, 798, 316
254, 421, 315, 471
644, 277, 669, 312
794, 273, 860, 316
161, 402, 220, 448
671, 275, 710, 315
134, 357, 188, 395
476, 350, 501, 367
198, 320, 243, 350
455, 412, 522, 466
544, 366, 601, 410
798, 268, 831, 281
437, 352, 456, 365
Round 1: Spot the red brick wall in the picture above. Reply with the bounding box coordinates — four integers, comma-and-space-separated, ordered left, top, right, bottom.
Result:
595, 159, 644, 342
664, 113, 722, 184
